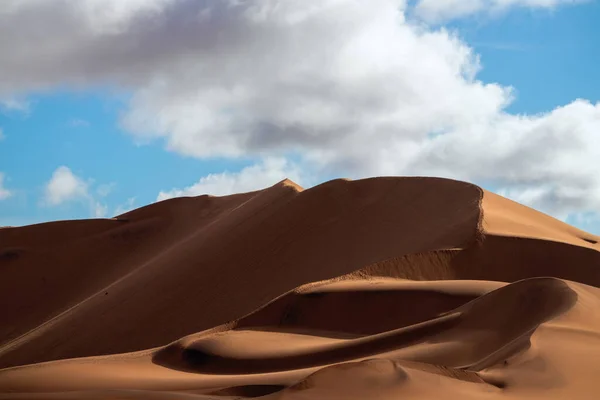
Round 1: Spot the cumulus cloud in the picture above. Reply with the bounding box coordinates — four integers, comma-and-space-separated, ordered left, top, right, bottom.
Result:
93, 202, 108, 218
0, 173, 12, 200
404, 99, 600, 217
114, 197, 137, 216
413, 0, 586, 23
157, 158, 304, 201
44, 166, 90, 206
1, 0, 598, 223
43, 166, 110, 218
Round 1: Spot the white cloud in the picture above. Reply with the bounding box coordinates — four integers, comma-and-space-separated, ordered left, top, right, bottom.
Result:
69, 118, 91, 128
413, 0, 586, 23
0, 0, 599, 224
404, 99, 600, 218
0, 173, 12, 200
93, 202, 108, 218
114, 197, 137, 215
44, 166, 89, 206
96, 183, 116, 197
157, 158, 304, 201
0, 97, 30, 113
119, 1, 508, 161
43, 166, 115, 219
0, 127, 4, 141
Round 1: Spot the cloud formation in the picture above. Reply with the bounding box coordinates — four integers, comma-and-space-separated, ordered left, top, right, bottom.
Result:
43, 166, 108, 218
43, 166, 89, 206
0, 173, 12, 200
114, 197, 137, 216
157, 158, 304, 201
1, 0, 598, 221
96, 183, 116, 197
0, 98, 30, 113
93, 202, 108, 218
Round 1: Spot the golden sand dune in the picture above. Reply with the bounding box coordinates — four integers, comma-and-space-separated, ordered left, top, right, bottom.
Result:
1, 177, 599, 399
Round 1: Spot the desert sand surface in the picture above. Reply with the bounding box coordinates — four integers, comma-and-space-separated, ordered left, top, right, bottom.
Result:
1, 177, 599, 399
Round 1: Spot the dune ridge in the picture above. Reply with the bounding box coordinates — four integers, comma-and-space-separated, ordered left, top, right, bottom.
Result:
1, 176, 599, 399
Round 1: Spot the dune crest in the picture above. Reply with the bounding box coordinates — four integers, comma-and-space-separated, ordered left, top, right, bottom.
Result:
1, 177, 599, 399
277, 178, 304, 192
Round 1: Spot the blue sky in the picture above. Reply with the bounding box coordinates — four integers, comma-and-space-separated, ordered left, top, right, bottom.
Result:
1, 0, 599, 233
453, 2, 600, 114
0, 92, 250, 226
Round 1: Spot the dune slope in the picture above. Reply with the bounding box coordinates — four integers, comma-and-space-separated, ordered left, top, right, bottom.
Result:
1, 177, 599, 399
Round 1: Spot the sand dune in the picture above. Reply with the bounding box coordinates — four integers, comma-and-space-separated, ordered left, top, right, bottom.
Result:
1, 177, 599, 399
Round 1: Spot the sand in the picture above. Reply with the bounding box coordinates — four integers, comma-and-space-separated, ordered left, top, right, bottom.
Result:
1, 177, 599, 399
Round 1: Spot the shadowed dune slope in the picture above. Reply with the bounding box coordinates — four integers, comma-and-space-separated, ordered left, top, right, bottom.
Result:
1, 277, 598, 400
0, 177, 484, 368
1, 177, 600, 399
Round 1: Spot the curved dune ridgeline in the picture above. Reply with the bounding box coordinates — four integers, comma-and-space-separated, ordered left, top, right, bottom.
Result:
1, 177, 599, 399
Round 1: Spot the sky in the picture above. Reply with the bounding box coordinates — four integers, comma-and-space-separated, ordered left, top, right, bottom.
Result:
0, 0, 599, 233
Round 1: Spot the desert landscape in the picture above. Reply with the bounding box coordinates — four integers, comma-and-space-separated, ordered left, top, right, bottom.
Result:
0, 177, 599, 399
